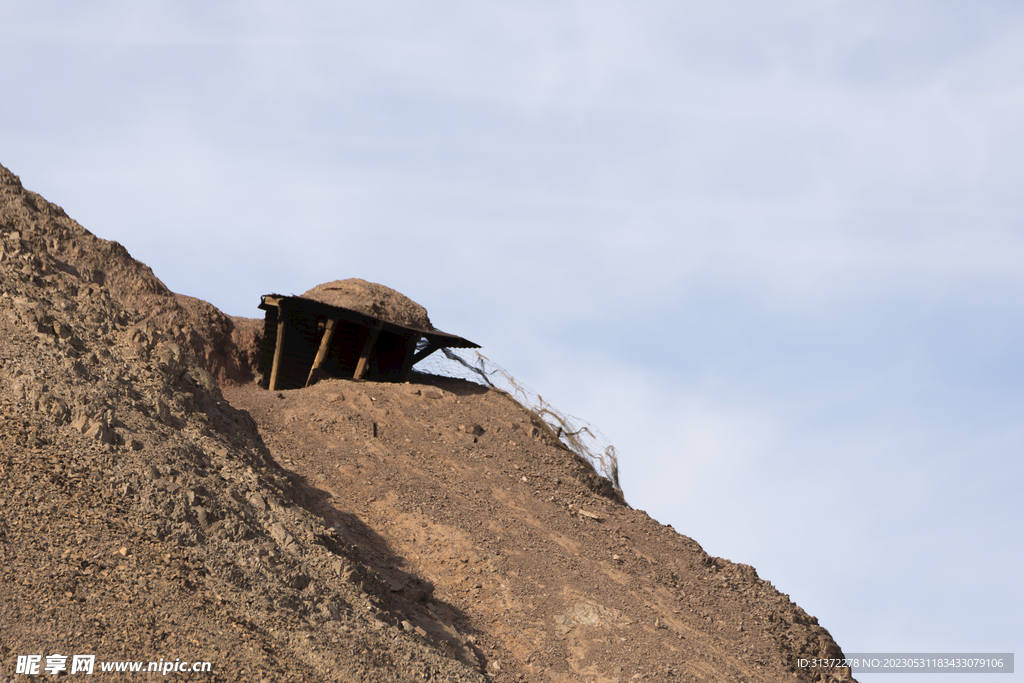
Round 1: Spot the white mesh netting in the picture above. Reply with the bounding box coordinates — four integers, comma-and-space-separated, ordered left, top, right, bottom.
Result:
416, 347, 621, 494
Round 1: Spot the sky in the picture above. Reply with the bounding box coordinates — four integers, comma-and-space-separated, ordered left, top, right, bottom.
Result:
2, 2, 1022, 680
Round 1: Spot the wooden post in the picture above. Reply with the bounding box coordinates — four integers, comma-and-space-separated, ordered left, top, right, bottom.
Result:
306, 317, 339, 387
412, 339, 441, 365
268, 303, 288, 391
353, 321, 383, 380
398, 334, 420, 382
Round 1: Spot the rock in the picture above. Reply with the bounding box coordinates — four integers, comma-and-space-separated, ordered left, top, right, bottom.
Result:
301, 279, 434, 331
269, 522, 292, 546
458, 424, 484, 436
155, 399, 171, 424
85, 421, 116, 445
154, 341, 182, 368
404, 579, 434, 602
41, 395, 69, 424
337, 565, 363, 591
71, 413, 89, 434
52, 320, 73, 340
191, 367, 218, 393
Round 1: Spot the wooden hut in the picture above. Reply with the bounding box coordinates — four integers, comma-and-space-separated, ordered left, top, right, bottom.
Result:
256, 290, 479, 391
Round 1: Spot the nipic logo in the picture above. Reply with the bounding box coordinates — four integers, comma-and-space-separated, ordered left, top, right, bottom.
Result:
16, 654, 94, 675
13, 653, 212, 675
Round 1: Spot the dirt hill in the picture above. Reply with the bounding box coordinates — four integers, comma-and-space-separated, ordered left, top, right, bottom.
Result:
0, 162, 855, 683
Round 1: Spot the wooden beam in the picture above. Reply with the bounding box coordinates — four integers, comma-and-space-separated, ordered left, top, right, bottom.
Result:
306, 317, 339, 387
268, 303, 288, 391
412, 339, 441, 365
398, 334, 421, 382
353, 321, 383, 380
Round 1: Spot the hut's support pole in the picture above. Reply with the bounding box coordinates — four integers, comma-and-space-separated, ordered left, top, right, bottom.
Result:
268, 303, 289, 391
398, 334, 420, 382
306, 317, 339, 387
412, 340, 441, 365
353, 321, 383, 380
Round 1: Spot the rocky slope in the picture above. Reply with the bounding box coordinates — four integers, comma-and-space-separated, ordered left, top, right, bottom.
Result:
0, 163, 854, 683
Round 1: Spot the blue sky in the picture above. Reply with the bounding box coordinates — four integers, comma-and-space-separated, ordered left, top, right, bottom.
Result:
2, 2, 1022, 679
